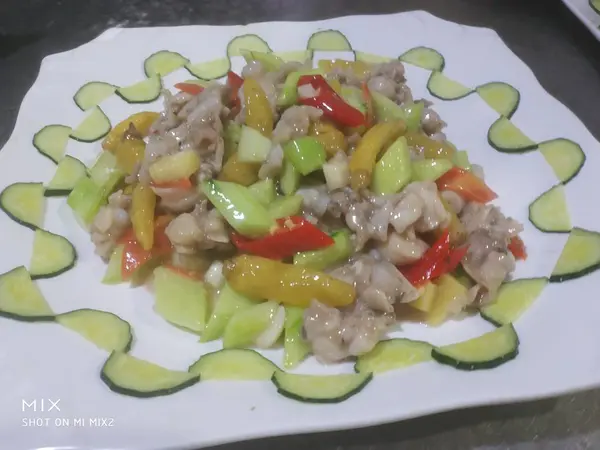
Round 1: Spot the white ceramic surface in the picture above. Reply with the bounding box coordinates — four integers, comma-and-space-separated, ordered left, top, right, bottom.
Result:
1, 10, 600, 450
562, 0, 600, 40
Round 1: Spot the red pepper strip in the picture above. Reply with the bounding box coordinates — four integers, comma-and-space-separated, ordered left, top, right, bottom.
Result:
362, 82, 374, 127
174, 82, 204, 95
120, 217, 173, 280
508, 236, 527, 260
227, 71, 244, 108
429, 245, 469, 280
230, 216, 334, 260
150, 178, 193, 190
436, 167, 498, 204
400, 229, 451, 287
297, 75, 366, 128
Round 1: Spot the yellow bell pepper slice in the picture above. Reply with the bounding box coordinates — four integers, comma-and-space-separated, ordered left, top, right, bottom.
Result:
243, 78, 273, 138
309, 120, 348, 158
114, 136, 146, 175
218, 153, 260, 186
318, 59, 371, 80
349, 121, 406, 190
405, 131, 456, 160
131, 184, 157, 251
102, 111, 159, 152
426, 274, 468, 326
224, 255, 356, 308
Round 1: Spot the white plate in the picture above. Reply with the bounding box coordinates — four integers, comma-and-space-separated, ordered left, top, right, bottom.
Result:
1, 10, 600, 450
562, 0, 600, 39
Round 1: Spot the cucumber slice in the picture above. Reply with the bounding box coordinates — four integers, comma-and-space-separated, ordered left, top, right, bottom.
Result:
116, 75, 162, 104
185, 58, 231, 80
144, 50, 189, 77
550, 228, 600, 282
371, 136, 411, 194
476, 82, 520, 119
241, 50, 283, 71
0, 182, 45, 230
412, 158, 453, 182
399, 47, 445, 71
73, 81, 117, 111
272, 371, 373, 404
57, 309, 132, 352
268, 195, 303, 220
67, 177, 108, 227
0, 266, 54, 322
283, 306, 310, 369
100, 351, 199, 398
70, 107, 112, 143
102, 245, 124, 284
432, 325, 519, 371
273, 50, 313, 62
306, 30, 352, 51
32, 124, 72, 163
591, 0, 600, 14
480, 278, 548, 327
539, 138, 586, 184
153, 266, 208, 334
222, 300, 279, 349
200, 283, 255, 342
188, 349, 277, 380
248, 179, 276, 206
202, 179, 276, 237
45, 156, 88, 197
237, 125, 273, 163
227, 34, 272, 58
354, 51, 392, 64
487, 117, 537, 153
29, 229, 77, 280
427, 71, 472, 100
528, 184, 571, 233
354, 339, 433, 374
280, 159, 300, 196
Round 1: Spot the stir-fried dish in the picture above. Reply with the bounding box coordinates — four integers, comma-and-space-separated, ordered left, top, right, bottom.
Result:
82, 55, 527, 364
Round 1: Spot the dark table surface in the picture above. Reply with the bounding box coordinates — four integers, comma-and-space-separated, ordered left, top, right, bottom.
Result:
1, 1, 600, 449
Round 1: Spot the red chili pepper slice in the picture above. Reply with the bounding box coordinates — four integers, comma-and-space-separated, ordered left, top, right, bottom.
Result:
227, 71, 244, 108
230, 216, 334, 260
400, 229, 451, 287
508, 236, 527, 260
174, 82, 204, 95
297, 74, 366, 128
436, 167, 498, 204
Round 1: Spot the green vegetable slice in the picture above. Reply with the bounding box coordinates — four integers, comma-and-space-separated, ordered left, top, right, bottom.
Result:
29, 229, 77, 280
481, 278, 548, 326
538, 138, 586, 184
45, 156, 88, 197
272, 371, 372, 404
399, 46, 445, 71
0, 182, 45, 230
528, 184, 572, 233
33, 124, 72, 163
307, 30, 352, 51
227, 34, 272, 58
185, 58, 231, 80
476, 82, 520, 118
0, 266, 54, 322
550, 228, 600, 282
144, 50, 189, 77
116, 75, 162, 104
432, 325, 519, 370
427, 71, 472, 100
57, 309, 132, 352
69, 107, 112, 143
101, 351, 199, 398
188, 349, 277, 380
355, 339, 433, 374
487, 117, 537, 153
73, 82, 117, 111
